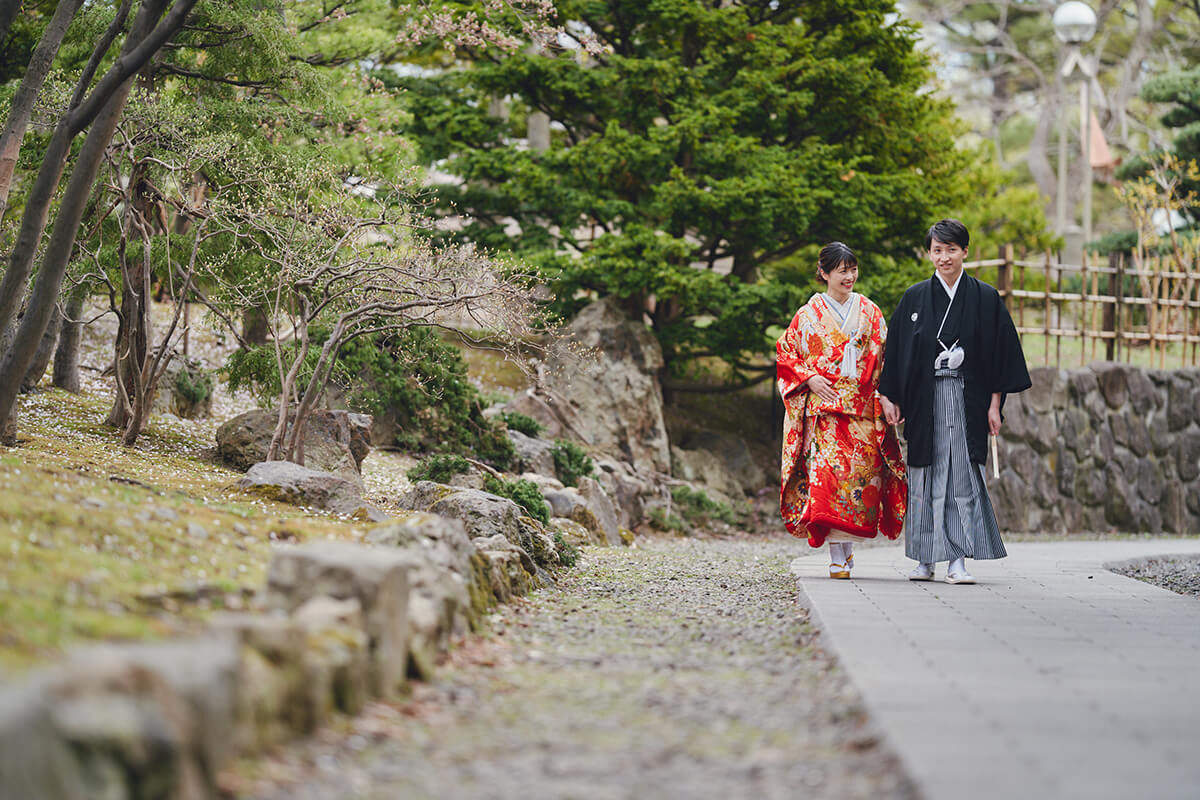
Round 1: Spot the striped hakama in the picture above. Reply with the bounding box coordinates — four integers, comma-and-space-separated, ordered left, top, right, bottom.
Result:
905, 368, 1006, 562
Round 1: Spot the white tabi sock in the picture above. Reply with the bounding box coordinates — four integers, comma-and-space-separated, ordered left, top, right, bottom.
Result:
830, 542, 845, 564
948, 557, 967, 576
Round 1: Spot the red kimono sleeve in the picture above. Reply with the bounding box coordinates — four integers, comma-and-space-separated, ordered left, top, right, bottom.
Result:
776, 310, 816, 400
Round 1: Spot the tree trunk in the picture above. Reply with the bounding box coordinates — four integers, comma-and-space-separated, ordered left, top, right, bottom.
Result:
20, 302, 62, 393
1027, 92, 1058, 221
283, 322, 342, 462
106, 175, 155, 430
52, 286, 87, 393
729, 247, 758, 283
0, 0, 197, 442
0, 122, 75, 347
0, 0, 86, 218
0, 2, 21, 47
243, 306, 269, 345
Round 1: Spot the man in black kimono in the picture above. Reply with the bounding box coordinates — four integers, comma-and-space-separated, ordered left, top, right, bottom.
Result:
878, 219, 1031, 584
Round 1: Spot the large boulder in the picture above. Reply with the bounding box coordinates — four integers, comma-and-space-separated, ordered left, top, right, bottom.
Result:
17, 636, 244, 800
500, 388, 578, 441
216, 408, 372, 487
594, 457, 668, 530
576, 476, 623, 546
670, 445, 743, 506
263, 541, 412, 699
507, 430, 557, 478
677, 430, 768, 495
0, 685, 86, 800
367, 514, 480, 676
367, 512, 475, 578
207, 612, 321, 753
541, 484, 617, 545
550, 517, 599, 547
236, 460, 387, 521
471, 535, 537, 603
402, 482, 533, 553
531, 297, 671, 475
0, 638, 240, 800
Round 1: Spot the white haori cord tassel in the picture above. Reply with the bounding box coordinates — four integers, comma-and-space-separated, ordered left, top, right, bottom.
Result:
990, 434, 1000, 479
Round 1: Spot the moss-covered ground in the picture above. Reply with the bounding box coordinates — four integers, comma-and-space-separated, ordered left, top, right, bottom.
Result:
0, 386, 380, 673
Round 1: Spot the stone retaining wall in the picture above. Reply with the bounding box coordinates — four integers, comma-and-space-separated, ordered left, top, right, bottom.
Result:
991, 364, 1200, 534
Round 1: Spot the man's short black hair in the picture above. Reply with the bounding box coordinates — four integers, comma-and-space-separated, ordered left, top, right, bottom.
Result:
924, 218, 970, 251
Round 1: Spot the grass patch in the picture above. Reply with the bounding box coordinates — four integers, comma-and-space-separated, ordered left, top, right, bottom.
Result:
0, 387, 370, 673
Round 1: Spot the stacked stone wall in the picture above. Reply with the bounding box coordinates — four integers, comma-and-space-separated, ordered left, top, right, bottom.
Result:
991, 364, 1200, 534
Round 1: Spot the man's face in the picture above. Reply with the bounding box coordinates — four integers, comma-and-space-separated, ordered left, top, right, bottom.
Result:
929, 237, 967, 282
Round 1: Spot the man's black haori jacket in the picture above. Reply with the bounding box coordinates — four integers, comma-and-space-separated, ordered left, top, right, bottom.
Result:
879, 274, 1032, 468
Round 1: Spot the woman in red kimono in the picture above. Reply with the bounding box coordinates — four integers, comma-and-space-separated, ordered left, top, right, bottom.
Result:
776, 242, 907, 578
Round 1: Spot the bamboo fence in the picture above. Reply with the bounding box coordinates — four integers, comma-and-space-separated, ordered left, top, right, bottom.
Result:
963, 245, 1200, 369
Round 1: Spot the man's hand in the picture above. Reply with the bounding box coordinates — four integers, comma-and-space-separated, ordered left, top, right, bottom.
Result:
879, 395, 903, 426
807, 375, 839, 405
988, 393, 1003, 436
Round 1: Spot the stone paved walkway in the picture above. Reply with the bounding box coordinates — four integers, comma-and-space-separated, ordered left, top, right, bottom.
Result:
791, 539, 1200, 800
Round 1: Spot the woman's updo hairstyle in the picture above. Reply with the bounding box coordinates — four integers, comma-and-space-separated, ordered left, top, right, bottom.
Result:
816, 241, 857, 284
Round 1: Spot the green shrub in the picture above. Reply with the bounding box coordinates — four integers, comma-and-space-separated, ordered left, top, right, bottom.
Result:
407, 454, 471, 484
650, 486, 743, 534
553, 532, 579, 567
648, 507, 687, 533
500, 411, 543, 437
224, 341, 319, 406
483, 475, 550, 524
223, 326, 515, 470
551, 439, 594, 487
671, 485, 740, 526
172, 363, 213, 405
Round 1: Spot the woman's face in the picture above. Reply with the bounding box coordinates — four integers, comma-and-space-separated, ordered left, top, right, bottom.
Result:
822, 261, 858, 295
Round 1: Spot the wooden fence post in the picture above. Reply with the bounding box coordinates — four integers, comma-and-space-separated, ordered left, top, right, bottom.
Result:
1104, 252, 1119, 361
997, 244, 1013, 308
1043, 252, 1052, 365
1080, 249, 1089, 366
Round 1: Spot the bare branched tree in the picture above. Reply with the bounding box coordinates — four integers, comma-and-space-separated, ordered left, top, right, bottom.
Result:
902, 0, 1194, 224
227, 190, 549, 465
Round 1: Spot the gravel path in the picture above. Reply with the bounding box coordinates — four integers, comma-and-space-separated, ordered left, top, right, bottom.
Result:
241, 535, 915, 800
1110, 554, 1200, 598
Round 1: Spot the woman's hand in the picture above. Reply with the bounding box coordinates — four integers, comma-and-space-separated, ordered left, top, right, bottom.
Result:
806, 374, 839, 405
879, 394, 903, 426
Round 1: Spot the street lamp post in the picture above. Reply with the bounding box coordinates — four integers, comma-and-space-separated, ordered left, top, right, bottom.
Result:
1053, 2, 1098, 245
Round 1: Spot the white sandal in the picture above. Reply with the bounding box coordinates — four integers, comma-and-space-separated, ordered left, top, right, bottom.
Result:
944, 569, 976, 585
908, 562, 935, 581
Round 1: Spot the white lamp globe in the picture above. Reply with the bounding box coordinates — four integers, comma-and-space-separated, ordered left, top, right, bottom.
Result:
1053, 2, 1097, 44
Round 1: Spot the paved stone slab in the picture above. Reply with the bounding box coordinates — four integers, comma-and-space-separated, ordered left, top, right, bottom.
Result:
792, 539, 1200, 800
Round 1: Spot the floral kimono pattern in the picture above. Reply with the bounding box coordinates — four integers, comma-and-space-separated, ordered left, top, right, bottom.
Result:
776, 293, 907, 548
